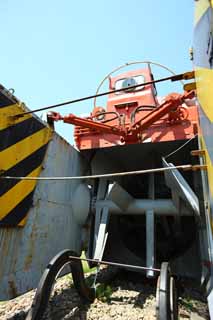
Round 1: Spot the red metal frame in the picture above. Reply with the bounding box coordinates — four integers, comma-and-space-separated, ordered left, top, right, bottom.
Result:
47, 68, 198, 150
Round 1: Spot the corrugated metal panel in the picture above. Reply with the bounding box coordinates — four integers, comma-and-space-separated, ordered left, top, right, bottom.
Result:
0, 132, 89, 300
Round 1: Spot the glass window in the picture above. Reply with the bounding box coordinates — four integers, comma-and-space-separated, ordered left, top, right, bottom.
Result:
114, 75, 145, 94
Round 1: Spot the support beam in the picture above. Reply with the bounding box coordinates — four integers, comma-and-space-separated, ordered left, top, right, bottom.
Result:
146, 209, 155, 277
93, 179, 109, 257
95, 199, 192, 216
93, 206, 109, 261
146, 173, 155, 278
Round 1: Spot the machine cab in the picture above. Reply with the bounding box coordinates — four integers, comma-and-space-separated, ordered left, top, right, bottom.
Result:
107, 67, 158, 113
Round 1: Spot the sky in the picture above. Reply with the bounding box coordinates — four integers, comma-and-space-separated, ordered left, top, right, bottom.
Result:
0, 1, 194, 144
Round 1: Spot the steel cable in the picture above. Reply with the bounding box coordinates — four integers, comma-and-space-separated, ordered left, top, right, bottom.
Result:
13, 71, 194, 118
0, 164, 196, 181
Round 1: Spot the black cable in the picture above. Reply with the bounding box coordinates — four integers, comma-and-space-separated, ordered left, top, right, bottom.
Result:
14, 71, 193, 118
91, 111, 121, 125
130, 105, 156, 124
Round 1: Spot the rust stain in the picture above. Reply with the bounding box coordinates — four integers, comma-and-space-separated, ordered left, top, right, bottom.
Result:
24, 208, 39, 271
24, 253, 33, 270
8, 280, 18, 298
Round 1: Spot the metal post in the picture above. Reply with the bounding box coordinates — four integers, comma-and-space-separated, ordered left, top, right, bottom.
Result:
146, 209, 155, 277
93, 179, 108, 257
93, 206, 109, 260
146, 173, 155, 277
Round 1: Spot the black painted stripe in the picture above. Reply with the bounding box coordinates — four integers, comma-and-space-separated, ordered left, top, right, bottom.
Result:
0, 92, 16, 108
0, 191, 34, 226
0, 143, 48, 197
0, 117, 45, 152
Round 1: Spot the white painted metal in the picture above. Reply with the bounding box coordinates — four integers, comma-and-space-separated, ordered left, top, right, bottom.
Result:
71, 183, 91, 226
108, 183, 133, 211
93, 179, 109, 257
146, 173, 155, 278
93, 206, 109, 261
146, 210, 155, 278
163, 157, 200, 217
95, 199, 192, 215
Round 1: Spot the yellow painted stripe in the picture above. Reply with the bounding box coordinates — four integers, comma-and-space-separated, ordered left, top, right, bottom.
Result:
200, 137, 213, 195
0, 127, 52, 171
194, 0, 210, 26
0, 103, 32, 131
18, 216, 28, 227
200, 136, 213, 234
0, 166, 42, 220
195, 67, 213, 121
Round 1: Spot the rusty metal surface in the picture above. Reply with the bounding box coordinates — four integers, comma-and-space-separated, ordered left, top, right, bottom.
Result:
0, 132, 89, 300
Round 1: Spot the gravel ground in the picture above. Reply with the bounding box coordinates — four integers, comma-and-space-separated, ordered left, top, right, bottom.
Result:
0, 269, 209, 320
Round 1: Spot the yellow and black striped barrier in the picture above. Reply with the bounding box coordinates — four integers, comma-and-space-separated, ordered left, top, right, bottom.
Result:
0, 88, 52, 227
193, 0, 213, 233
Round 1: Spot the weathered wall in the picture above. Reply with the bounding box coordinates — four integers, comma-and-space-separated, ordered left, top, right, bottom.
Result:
0, 132, 88, 300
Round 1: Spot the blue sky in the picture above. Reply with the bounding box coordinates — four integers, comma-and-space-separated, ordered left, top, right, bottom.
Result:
0, 1, 194, 143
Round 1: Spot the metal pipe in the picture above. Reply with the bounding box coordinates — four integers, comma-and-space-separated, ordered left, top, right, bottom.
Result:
96, 199, 192, 216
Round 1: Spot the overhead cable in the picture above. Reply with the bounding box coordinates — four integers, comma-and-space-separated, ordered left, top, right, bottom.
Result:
14, 71, 194, 118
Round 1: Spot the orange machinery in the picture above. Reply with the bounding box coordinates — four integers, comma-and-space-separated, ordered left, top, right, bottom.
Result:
48, 67, 198, 150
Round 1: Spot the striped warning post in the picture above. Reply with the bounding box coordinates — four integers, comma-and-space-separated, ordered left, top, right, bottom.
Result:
0, 88, 52, 227
193, 1, 213, 235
